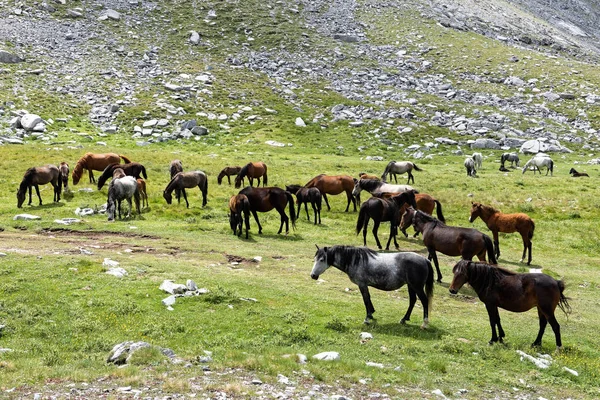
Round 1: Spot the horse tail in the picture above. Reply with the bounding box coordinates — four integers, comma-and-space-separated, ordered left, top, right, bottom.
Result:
285, 191, 297, 229
434, 200, 445, 223
483, 234, 497, 264
263, 171, 268, 186
529, 220, 535, 240
356, 203, 368, 235
549, 160, 554, 174
557, 280, 572, 316
120, 155, 132, 164
425, 259, 434, 311
412, 163, 422, 172
141, 165, 148, 179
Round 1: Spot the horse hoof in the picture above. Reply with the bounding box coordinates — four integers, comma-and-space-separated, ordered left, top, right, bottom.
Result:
400, 319, 407, 325
555, 346, 563, 354
420, 319, 429, 330
363, 319, 371, 325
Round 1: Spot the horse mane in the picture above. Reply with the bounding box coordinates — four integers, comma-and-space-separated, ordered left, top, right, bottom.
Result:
359, 179, 381, 192
19, 167, 37, 190
414, 209, 445, 226
164, 173, 180, 194
327, 245, 377, 270
479, 203, 498, 215
285, 184, 302, 194
456, 260, 516, 297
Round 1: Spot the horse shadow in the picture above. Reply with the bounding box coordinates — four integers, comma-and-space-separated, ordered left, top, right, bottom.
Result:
370, 321, 446, 340
26, 202, 65, 209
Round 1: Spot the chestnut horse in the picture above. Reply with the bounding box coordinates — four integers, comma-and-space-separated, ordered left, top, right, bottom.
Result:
373, 191, 445, 237
469, 202, 535, 265
228, 194, 250, 239
72, 153, 131, 185
97, 163, 148, 190
59, 162, 69, 192
17, 165, 61, 208
305, 174, 357, 212
137, 178, 148, 209
450, 260, 570, 350
163, 171, 208, 208
218, 166, 242, 185
235, 162, 268, 188
238, 186, 296, 235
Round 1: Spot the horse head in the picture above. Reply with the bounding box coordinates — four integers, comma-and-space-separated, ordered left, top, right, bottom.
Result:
163, 190, 173, 204
352, 180, 363, 197
469, 202, 482, 223
449, 260, 470, 294
399, 207, 415, 231
16, 187, 26, 208
310, 246, 329, 280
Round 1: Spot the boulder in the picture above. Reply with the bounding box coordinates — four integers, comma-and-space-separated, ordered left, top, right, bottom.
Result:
20, 114, 43, 131
106, 9, 121, 20
470, 138, 500, 150
295, 117, 306, 127
106, 267, 128, 278
312, 351, 340, 361
0, 50, 24, 64
189, 31, 200, 45
159, 280, 188, 294
107, 341, 151, 364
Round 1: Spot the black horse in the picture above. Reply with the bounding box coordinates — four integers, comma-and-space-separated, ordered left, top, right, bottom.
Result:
97, 163, 148, 190
286, 184, 322, 224
238, 187, 296, 235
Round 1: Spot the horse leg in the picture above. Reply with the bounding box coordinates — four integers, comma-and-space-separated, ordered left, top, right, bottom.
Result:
323, 193, 331, 211
428, 248, 443, 282
276, 206, 289, 235
532, 308, 548, 347
520, 232, 528, 264
249, 177, 254, 187
493, 231, 500, 259
372, 220, 383, 250
311, 201, 318, 225
27, 185, 32, 205
495, 307, 505, 342
182, 189, 189, 208
547, 313, 562, 349
401, 286, 417, 324
251, 210, 263, 234
407, 171, 413, 185
243, 212, 250, 239
126, 198, 132, 218
527, 242, 533, 266
362, 215, 370, 247
485, 304, 500, 344
344, 192, 352, 212
199, 184, 207, 207
358, 285, 376, 324
34, 185, 42, 205
304, 201, 310, 221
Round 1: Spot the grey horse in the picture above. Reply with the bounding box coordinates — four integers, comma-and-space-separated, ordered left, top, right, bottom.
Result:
107, 176, 140, 221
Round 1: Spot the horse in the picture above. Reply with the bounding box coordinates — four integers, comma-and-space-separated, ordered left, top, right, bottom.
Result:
59, 162, 69, 192
356, 191, 417, 250
464, 157, 476, 177
107, 176, 140, 221
137, 178, 148, 209
238, 186, 296, 235
304, 174, 357, 212
218, 166, 242, 185
228, 194, 250, 239
449, 260, 571, 350
472, 153, 483, 169
97, 163, 148, 190
469, 202, 535, 265
311, 245, 434, 328
285, 184, 322, 224
234, 162, 268, 189
112, 167, 126, 179
381, 161, 422, 184
358, 172, 380, 180
17, 165, 61, 208
569, 168, 589, 177
169, 160, 183, 200
352, 178, 414, 202
163, 171, 208, 208
523, 155, 553, 176
72, 153, 131, 185
400, 207, 497, 282
501, 152, 520, 168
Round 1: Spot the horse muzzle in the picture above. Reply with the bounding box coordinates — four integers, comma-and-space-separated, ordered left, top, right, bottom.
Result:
449, 288, 458, 295
311, 274, 319, 280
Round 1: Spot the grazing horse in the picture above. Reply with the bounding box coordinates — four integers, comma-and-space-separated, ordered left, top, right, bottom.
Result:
381, 161, 422, 184
400, 207, 496, 282
523, 155, 554, 176
137, 178, 148, 209
59, 162, 69, 192
17, 165, 61, 208
228, 194, 251, 239
72, 153, 131, 185
469, 202, 535, 265
107, 176, 140, 221
352, 178, 414, 202
218, 166, 242, 185
238, 186, 296, 235
449, 260, 570, 350
311, 245, 434, 327
235, 162, 268, 188
169, 160, 184, 200
286, 184, 322, 224
569, 168, 589, 177
304, 174, 357, 212
163, 171, 208, 208
501, 152, 520, 168
464, 157, 476, 177
472, 153, 483, 169
97, 163, 148, 190
356, 191, 417, 250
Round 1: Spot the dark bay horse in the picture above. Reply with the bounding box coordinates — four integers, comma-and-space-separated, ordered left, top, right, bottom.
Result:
59, 162, 69, 192
169, 160, 183, 200
469, 202, 535, 265
381, 161, 422, 184
356, 191, 417, 250
97, 163, 148, 190
286, 184, 322, 224
235, 162, 268, 188
569, 168, 589, 177
311, 245, 434, 327
72, 153, 131, 185
228, 194, 250, 239
17, 165, 61, 208
218, 166, 242, 185
163, 171, 208, 208
304, 174, 357, 212
400, 207, 497, 282
238, 186, 296, 235
373, 191, 445, 237
449, 260, 570, 350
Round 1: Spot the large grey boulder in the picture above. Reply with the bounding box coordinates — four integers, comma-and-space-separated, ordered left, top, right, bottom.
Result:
0, 50, 24, 64
20, 114, 43, 131
107, 341, 151, 365
470, 138, 500, 149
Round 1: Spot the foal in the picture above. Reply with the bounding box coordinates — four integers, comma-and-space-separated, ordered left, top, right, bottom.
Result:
569, 168, 589, 177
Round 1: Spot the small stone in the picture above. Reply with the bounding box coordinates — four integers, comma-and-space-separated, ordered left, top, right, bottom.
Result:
106, 267, 128, 278
13, 214, 41, 220
251, 379, 262, 385
295, 117, 306, 127
106, 9, 121, 20
189, 31, 200, 45
186, 279, 198, 291
162, 295, 176, 307
103, 258, 120, 268
312, 351, 340, 361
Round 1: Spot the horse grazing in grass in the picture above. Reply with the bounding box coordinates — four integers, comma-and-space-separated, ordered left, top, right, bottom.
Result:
501, 152, 520, 168
59, 162, 69, 192
72, 153, 131, 185
381, 161, 422, 184
97, 163, 148, 190
107, 176, 140, 221
17, 165, 61, 208
304, 174, 357, 212
228, 194, 250, 239
464, 157, 477, 177
286, 184, 322, 225
163, 171, 208, 208
218, 166, 242, 185
472, 153, 483, 169
356, 191, 417, 250
469, 202, 535, 265
238, 186, 296, 235
235, 162, 268, 188
569, 168, 589, 177
137, 178, 148, 209
523, 154, 553, 176
450, 260, 570, 350
311, 245, 434, 328
400, 207, 496, 282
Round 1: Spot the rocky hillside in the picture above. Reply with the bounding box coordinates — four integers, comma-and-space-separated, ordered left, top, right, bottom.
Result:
0, 0, 599, 157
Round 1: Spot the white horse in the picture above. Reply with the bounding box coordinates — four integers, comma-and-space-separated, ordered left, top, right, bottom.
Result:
107, 176, 140, 221
522, 154, 554, 176
472, 153, 483, 170
381, 161, 422, 184
464, 157, 476, 177
352, 178, 414, 199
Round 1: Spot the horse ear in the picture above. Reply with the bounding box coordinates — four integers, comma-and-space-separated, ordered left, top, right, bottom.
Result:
315, 244, 320, 250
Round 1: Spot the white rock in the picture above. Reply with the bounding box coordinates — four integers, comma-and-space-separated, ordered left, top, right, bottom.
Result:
296, 354, 308, 364
253, 256, 262, 262
189, 31, 200, 45
143, 119, 158, 128
106, 267, 128, 278
360, 332, 373, 340
312, 351, 340, 361
162, 295, 177, 307
54, 218, 81, 225
159, 280, 188, 294
265, 140, 285, 147
366, 361, 384, 368
0, 253, 6, 257
563, 366, 579, 376
13, 214, 41, 220
432, 389, 447, 398
103, 258, 120, 268
106, 9, 121, 20
186, 279, 198, 291
295, 117, 306, 127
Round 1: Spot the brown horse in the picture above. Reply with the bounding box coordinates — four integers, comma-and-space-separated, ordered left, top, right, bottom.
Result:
373, 191, 445, 237
285, 184, 322, 225
170, 160, 183, 179
449, 260, 571, 350
17, 165, 61, 208
218, 166, 242, 185
163, 171, 208, 208
304, 174, 357, 212
469, 202, 535, 265
228, 194, 250, 239
97, 163, 148, 190
137, 178, 148, 209
569, 168, 589, 177
59, 162, 69, 192
235, 162, 268, 188
72, 153, 131, 185
358, 172, 380, 180
400, 207, 497, 282
238, 186, 296, 235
